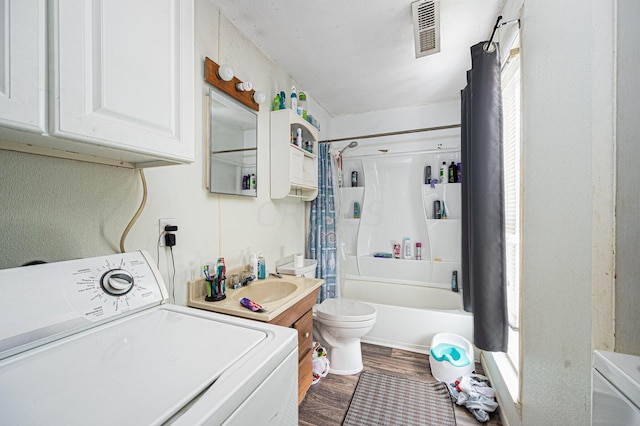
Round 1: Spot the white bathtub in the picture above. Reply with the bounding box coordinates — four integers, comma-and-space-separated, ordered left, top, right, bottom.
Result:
342, 279, 474, 356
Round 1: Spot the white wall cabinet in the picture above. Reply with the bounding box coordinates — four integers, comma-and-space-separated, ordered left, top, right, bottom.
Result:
0, 0, 46, 134
270, 109, 319, 201
0, 0, 195, 168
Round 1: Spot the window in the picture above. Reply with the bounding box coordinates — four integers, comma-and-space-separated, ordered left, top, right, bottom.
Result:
501, 34, 521, 371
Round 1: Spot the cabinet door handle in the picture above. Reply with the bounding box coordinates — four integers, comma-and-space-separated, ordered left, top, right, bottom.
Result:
304, 332, 310, 338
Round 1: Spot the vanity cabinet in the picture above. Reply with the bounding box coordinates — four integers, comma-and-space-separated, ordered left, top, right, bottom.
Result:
269, 290, 319, 404
0, 0, 195, 168
270, 109, 319, 201
186, 275, 322, 404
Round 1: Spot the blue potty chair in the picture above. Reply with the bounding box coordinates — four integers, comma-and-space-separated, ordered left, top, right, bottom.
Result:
429, 332, 474, 383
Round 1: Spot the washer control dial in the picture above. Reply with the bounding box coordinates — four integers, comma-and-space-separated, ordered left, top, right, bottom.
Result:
101, 269, 134, 296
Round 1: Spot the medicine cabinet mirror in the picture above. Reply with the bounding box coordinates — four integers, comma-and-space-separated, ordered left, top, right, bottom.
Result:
208, 88, 258, 197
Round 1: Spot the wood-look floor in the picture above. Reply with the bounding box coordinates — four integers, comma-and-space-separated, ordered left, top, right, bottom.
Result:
299, 343, 502, 426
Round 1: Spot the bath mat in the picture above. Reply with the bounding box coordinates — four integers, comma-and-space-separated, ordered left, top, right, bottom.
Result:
342, 370, 456, 426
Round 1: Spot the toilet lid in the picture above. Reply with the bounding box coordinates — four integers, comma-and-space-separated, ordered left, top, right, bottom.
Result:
315, 298, 376, 322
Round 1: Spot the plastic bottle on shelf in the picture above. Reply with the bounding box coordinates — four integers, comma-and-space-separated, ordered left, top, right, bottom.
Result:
448, 161, 457, 183
415, 242, 422, 260
279, 91, 286, 110
403, 238, 412, 259
434, 200, 442, 219
353, 201, 360, 218
295, 128, 302, 146
273, 94, 280, 111
439, 162, 446, 183
299, 91, 307, 119
290, 86, 298, 112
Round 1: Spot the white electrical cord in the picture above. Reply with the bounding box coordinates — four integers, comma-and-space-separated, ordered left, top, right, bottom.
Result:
119, 169, 148, 253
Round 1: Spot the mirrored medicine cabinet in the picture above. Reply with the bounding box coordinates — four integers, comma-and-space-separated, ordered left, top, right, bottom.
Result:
208, 88, 257, 197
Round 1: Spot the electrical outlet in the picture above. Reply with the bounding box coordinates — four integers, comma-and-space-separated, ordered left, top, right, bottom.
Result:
159, 218, 177, 247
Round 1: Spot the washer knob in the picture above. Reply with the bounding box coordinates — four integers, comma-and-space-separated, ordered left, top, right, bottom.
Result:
101, 269, 134, 296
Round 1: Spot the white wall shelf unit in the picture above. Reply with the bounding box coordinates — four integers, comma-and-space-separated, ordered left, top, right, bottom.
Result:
0, 0, 195, 168
270, 109, 319, 201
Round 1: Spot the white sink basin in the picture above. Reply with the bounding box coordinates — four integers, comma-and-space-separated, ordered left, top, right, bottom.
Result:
233, 280, 298, 304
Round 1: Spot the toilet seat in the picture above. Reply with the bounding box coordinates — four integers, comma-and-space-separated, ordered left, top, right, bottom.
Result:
314, 298, 376, 322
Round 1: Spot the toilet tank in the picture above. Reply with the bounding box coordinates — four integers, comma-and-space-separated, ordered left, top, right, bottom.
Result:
276, 257, 318, 278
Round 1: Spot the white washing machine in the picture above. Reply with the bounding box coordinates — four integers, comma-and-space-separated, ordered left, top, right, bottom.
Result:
592, 350, 640, 425
0, 251, 298, 425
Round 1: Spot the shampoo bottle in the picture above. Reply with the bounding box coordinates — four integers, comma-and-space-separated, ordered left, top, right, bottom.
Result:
439, 162, 446, 183
452, 271, 459, 292
448, 161, 457, 183
299, 91, 307, 119
279, 91, 286, 110
403, 237, 412, 260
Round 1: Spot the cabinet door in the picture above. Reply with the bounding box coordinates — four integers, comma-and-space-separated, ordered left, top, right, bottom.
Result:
290, 147, 305, 185
51, 0, 194, 163
0, 0, 46, 133
301, 155, 317, 187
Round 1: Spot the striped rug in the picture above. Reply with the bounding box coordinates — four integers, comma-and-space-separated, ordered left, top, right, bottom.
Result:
342, 370, 456, 426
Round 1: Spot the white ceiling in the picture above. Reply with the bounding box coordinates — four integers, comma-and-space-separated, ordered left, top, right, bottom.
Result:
213, 0, 504, 117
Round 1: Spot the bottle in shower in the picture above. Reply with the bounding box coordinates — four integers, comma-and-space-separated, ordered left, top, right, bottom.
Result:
434, 200, 442, 219
353, 201, 361, 218
448, 161, 457, 183
403, 237, 412, 259
440, 162, 446, 183
415, 242, 422, 260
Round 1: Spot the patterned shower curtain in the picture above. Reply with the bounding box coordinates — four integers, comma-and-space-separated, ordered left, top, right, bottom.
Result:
307, 143, 340, 303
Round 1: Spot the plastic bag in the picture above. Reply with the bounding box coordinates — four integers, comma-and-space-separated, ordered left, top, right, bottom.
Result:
311, 342, 330, 385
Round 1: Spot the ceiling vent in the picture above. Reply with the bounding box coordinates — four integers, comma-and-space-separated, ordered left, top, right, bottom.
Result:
412, 0, 441, 58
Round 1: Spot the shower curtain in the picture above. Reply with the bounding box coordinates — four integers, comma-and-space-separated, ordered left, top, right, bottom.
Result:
307, 144, 340, 303
461, 41, 508, 352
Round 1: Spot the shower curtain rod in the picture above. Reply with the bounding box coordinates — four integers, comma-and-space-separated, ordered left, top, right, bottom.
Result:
318, 123, 461, 144
485, 15, 521, 51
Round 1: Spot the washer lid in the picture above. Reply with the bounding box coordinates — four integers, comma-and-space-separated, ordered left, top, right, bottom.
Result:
315, 298, 376, 322
0, 307, 267, 426
594, 350, 640, 408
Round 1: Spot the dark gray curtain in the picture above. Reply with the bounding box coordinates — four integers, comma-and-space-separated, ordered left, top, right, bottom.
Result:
460, 42, 508, 352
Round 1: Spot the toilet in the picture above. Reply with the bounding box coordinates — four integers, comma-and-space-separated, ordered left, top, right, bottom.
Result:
313, 298, 377, 375
275, 255, 377, 376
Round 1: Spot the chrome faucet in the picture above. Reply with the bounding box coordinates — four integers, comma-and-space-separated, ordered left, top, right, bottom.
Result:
241, 274, 256, 286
